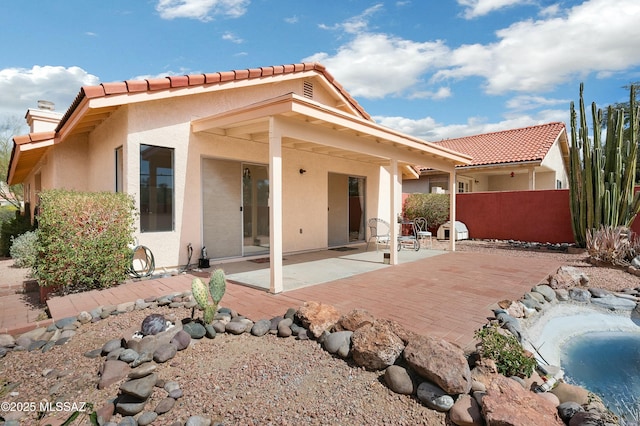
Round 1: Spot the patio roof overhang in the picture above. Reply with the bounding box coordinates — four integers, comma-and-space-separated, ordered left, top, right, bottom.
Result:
191, 93, 472, 173
7, 132, 56, 185
192, 93, 471, 293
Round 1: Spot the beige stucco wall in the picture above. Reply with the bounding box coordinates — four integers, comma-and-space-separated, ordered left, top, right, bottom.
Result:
19, 75, 403, 269
540, 139, 569, 189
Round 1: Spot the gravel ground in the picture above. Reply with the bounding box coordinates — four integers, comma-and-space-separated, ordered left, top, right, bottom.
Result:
1, 240, 638, 425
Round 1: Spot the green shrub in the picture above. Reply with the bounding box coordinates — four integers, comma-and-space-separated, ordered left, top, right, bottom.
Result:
403, 193, 449, 231
35, 189, 137, 292
586, 225, 639, 266
0, 207, 34, 257
10, 230, 38, 268
0, 205, 17, 224
474, 324, 537, 378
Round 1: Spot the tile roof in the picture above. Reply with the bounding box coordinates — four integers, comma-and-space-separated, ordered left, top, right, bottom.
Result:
57, 62, 370, 132
432, 122, 567, 168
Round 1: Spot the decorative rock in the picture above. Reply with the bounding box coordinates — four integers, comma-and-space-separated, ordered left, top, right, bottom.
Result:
168, 388, 183, 399
115, 394, 147, 416
95, 401, 115, 425
296, 301, 342, 338
296, 329, 309, 340
569, 288, 591, 303
526, 291, 547, 304
204, 324, 217, 339
212, 321, 226, 333
170, 330, 191, 350
185, 416, 212, 426
334, 308, 375, 331
404, 335, 471, 395
482, 376, 564, 426
555, 288, 570, 301
119, 348, 139, 363
0, 347, 7, 358
416, 381, 454, 412
548, 266, 589, 289
449, 393, 484, 426
532, 284, 557, 302
558, 401, 584, 422
54, 316, 77, 329
225, 321, 247, 335
128, 363, 156, 379
77, 311, 92, 324
0, 333, 16, 347
28, 340, 47, 351
323, 331, 352, 357
568, 411, 610, 426
137, 411, 158, 426
154, 397, 175, 414
351, 321, 404, 370
84, 348, 103, 358
591, 295, 637, 311
538, 390, 560, 406
98, 360, 131, 389
135, 299, 151, 310
384, 365, 415, 395
141, 314, 167, 336
119, 373, 157, 399
102, 338, 123, 354
131, 351, 154, 368
589, 287, 612, 298
251, 319, 271, 337
118, 416, 137, 426
156, 296, 172, 306
520, 296, 542, 311
183, 321, 206, 339
59, 329, 76, 339
277, 318, 293, 337
106, 347, 125, 361
153, 344, 177, 363
550, 382, 590, 405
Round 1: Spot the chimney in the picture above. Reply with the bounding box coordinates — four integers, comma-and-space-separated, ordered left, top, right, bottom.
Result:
25, 100, 63, 133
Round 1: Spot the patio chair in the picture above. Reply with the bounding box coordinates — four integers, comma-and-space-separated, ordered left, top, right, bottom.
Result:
414, 217, 433, 249
366, 218, 391, 251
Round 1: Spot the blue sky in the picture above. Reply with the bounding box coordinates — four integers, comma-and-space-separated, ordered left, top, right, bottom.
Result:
1, 0, 639, 141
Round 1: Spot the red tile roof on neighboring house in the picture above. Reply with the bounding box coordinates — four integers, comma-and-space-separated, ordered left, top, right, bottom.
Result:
430, 122, 567, 169
57, 62, 370, 132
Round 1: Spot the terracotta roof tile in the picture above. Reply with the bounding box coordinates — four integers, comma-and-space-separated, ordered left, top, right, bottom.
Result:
125, 80, 149, 92
102, 82, 128, 95
187, 74, 205, 85
147, 78, 171, 91
56, 63, 371, 132
169, 75, 189, 88
433, 122, 566, 168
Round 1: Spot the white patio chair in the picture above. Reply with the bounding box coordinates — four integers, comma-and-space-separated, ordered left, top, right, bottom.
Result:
414, 217, 433, 249
366, 218, 391, 251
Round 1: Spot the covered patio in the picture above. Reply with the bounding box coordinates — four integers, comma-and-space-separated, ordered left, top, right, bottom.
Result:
191, 93, 472, 293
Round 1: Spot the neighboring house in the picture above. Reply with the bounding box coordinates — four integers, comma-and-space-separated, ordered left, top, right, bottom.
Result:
7, 62, 471, 292
403, 122, 570, 194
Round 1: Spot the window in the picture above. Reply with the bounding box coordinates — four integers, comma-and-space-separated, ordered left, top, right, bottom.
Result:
140, 144, 174, 232
115, 146, 123, 192
458, 181, 469, 193
556, 179, 562, 189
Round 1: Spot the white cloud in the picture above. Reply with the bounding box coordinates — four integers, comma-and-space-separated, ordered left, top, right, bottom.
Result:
318, 3, 383, 34
505, 95, 569, 112
222, 31, 243, 43
457, 0, 531, 19
0, 66, 99, 118
284, 15, 298, 24
304, 33, 450, 99
437, 0, 640, 94
155, 0, 249, 22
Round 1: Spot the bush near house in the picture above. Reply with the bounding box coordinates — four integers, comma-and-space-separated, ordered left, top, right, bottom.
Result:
402, 193, 449, 232
36, 189, 137, 293
10, 230, 38, 268
0, 206, 34, 257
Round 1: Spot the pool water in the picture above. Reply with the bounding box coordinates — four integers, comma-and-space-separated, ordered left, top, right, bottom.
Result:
561, 332, 640, 423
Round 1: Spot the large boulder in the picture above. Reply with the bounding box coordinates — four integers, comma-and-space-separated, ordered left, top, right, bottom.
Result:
548, 266, 589, 289
351, 321, 404, 370
334, 309, 375, 332
481, 376, 564, 426
403, 335, 471, 395
296, 301, 341, 338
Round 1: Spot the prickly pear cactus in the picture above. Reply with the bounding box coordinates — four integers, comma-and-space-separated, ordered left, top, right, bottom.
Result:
191, 278, 210, 310
209, 269, 226, 304
204, 305, 216, 324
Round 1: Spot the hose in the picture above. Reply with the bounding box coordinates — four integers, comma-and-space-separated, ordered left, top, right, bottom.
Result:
128, 245, 155, 278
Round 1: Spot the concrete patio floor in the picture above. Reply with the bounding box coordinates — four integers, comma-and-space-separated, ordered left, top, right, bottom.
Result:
40, 247, 562, 350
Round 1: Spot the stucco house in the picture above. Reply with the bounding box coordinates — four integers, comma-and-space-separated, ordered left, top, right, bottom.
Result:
7, 62, 471, 293
403, 122, 570, 194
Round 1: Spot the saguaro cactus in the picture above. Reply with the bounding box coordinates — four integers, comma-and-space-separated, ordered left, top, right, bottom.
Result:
569, 83, 640, 247
191, 268, 227, 324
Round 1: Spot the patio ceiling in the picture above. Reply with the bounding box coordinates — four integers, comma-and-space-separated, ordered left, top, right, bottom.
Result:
191, 93, 472, 173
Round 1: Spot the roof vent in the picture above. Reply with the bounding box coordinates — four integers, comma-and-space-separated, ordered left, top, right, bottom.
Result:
37, 100, 55, 111
303, 81, 313, 99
